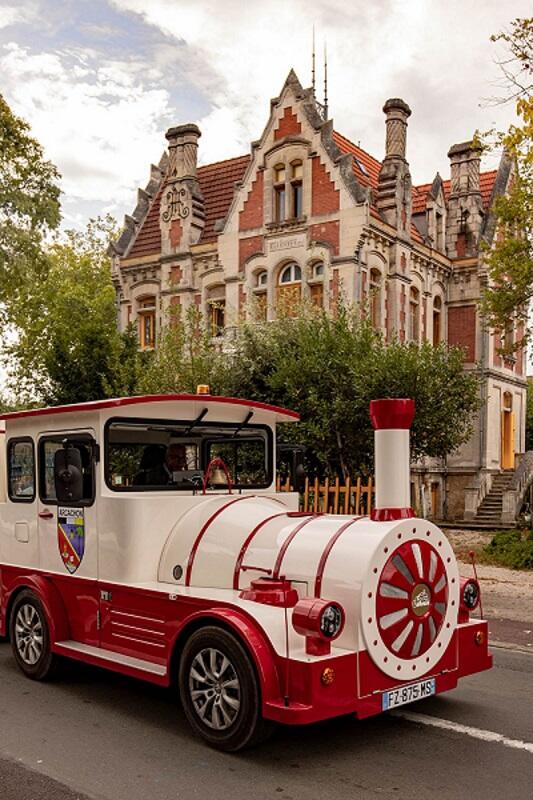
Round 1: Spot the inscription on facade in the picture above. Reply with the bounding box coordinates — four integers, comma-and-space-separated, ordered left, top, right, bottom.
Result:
268, 234, 306, 253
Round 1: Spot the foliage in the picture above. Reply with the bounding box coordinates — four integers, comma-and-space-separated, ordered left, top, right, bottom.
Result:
482, 528, 533, 570
0, 94, 61, 312
136, 305, 230, 396
3, 216, 140, 405
211, 304, 480, 478
480, 18, 533, 346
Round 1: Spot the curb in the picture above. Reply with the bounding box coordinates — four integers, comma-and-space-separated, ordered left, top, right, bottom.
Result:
490, 641, 533, 655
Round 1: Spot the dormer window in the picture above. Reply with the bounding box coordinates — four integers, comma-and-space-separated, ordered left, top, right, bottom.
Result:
274, 164, 286, 223
291, 160, 303, 218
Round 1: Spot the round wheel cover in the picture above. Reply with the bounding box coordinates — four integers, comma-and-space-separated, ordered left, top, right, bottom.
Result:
361, 521, 459, 680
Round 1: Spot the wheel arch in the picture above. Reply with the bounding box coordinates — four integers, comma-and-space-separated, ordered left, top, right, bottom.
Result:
169, 609, 283, 711
5, 576, 70, 643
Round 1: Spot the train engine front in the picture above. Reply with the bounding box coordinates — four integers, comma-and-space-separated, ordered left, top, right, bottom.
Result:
159, 398, 491, 749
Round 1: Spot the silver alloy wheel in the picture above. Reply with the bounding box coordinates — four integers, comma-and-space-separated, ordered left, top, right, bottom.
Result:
14, 604, 44, 666
189, 647, 241, 730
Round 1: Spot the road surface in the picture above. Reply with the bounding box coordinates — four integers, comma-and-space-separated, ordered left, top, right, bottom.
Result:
0, 641, 531, 800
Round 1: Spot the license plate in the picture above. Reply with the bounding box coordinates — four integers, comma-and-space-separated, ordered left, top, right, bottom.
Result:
382, 678, 436, 710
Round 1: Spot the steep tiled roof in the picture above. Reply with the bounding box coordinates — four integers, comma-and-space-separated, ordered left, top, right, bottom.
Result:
126, 154, 250, 259
333, 131, 381, 188
198, 154, 251, 242
412, 170, 498, 215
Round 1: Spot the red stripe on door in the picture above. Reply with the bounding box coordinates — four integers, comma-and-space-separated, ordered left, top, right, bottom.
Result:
272, 515, 319, 579
233, 512, 288, 589
314, 517, 363, 597
185, 496, 255, 586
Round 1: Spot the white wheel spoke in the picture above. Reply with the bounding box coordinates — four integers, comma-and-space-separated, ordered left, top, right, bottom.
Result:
379, 583, 408, 600
429, 551, 438, 582
434, 602, 446, 616
434, 575, 446, 593
392, 620, 414, 653
380, 608, 408, 630
428, 616, 437, 643
411, 623, 423, 657
392, 554, 415, 585
412, 543, 424, 579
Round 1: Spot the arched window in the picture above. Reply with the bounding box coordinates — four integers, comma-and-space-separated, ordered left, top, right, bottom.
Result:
291, 160, 303, 218
138, 296, 156, 350
369, 268, 382, 328
279, 263, 302, 284
277, 262, 301, 315
432, 296, 442, 345
256, 270, 268, 287
273, 163, 286, 223
409, 287, 420, 341
206, 285, 225, 337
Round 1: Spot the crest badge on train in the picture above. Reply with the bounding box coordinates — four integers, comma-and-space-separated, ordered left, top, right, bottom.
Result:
57, 507, 85, 574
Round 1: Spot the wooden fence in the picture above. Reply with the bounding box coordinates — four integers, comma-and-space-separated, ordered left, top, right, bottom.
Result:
276, 475, 374, 515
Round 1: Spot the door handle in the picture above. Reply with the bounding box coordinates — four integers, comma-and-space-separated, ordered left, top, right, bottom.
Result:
38, 509, 54, 520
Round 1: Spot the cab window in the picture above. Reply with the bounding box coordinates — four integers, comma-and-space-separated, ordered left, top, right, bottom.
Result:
105, 418, 272, 491
39, 436, 95, 506
8, 438, 35, 502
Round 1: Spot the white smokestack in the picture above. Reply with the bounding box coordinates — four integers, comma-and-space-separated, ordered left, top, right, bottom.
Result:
369, 398, 415, 522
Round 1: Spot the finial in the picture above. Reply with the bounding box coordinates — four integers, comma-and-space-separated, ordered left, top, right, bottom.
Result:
324, 40, 328, 120
312, 26, 316, 98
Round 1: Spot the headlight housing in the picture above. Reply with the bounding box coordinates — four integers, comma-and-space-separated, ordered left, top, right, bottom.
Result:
460, 577, 480, 616
292, 597, 345, 655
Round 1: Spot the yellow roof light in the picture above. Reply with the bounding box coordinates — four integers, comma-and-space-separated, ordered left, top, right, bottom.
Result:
196, 384, 210, 395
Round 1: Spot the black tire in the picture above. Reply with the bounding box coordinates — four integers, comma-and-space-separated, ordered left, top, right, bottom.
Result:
178, 626, 274, 751
9, 590, 59, 681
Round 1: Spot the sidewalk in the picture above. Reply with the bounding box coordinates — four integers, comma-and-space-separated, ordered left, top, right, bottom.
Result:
446, 529, 533, 652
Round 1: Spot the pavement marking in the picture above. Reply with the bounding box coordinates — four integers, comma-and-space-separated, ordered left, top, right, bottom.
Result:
392, 711, 533, 755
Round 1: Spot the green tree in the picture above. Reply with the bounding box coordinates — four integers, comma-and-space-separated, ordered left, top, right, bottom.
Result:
480, 18, 533, 345
4, 216, 140, 405
0, 94, 61, 309
144, 303, 481, 478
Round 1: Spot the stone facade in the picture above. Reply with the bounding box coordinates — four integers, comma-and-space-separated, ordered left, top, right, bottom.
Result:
111, 69, 526, 522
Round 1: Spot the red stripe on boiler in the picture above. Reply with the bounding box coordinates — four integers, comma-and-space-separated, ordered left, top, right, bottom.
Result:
233, 513, 288, 589
314, 517, 363, 597
272, 515, 319, 579
185, 496, 255, 586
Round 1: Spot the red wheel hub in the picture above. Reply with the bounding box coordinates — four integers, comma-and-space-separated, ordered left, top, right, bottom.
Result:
376, 540, 448, 659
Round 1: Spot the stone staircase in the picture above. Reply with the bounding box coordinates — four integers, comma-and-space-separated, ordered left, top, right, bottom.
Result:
473, 471, 515, 526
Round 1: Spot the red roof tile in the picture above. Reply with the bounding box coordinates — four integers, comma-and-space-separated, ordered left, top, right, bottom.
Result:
412, 170, 498, 215
126, 154, 250, 259
333, 131, 381, 188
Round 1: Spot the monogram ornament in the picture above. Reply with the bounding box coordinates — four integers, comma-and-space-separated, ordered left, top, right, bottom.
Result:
162, 186, 190, 223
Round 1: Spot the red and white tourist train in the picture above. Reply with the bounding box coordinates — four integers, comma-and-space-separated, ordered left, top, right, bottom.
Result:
0, 392, 491, 750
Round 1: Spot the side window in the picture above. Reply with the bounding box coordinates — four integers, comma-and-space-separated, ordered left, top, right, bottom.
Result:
39, 437, 95, 506
8, 439, 35, 502
206, 438, 268, 487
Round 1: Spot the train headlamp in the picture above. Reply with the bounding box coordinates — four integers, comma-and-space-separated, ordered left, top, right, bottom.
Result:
462, 579, 480, 611
292, 598, 345, 656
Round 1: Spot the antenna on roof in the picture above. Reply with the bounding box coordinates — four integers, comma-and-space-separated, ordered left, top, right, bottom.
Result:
312, 26, 316, 99
323, 40, 328, 120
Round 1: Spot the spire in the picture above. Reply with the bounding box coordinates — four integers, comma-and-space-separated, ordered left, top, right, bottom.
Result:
324, 40, 328, 120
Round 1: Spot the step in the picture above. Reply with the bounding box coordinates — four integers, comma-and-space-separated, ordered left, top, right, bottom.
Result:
54, 640, 167, 676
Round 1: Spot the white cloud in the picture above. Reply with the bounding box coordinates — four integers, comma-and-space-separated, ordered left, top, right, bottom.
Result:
110, 0, 531, 182
0, 4, 36, 30
0, 42, 172, 210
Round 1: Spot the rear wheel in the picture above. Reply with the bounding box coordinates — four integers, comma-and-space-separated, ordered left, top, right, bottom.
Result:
10, 590, 58, 681
179, 626, 274, 751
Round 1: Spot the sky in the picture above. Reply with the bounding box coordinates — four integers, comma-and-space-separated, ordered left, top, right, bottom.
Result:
0, 0, 530, 230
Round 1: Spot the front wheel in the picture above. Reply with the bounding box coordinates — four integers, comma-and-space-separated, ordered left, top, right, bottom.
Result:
178, 626, 274, 751
10, 590, 58, 681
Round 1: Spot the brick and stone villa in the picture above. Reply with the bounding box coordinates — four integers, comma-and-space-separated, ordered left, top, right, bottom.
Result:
110, 69, 527, 524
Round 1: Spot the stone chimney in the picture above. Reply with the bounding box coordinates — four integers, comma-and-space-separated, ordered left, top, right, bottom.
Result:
160, 123, 205, 256
446, 140, 484, 259
376, 99, 412, 236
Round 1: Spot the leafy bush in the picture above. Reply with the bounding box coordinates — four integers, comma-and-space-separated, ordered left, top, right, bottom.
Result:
482, 529, 533, 570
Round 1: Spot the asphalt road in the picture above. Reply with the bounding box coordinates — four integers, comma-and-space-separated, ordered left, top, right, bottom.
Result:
0, 641, 532, 800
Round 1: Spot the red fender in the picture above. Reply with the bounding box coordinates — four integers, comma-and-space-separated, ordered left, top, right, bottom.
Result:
173, 608, 283, 712
4, 574, 70, 643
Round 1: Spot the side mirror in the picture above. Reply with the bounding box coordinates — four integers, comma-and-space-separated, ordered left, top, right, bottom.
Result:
293, 462, 306, 494
54, 442, 83, 504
